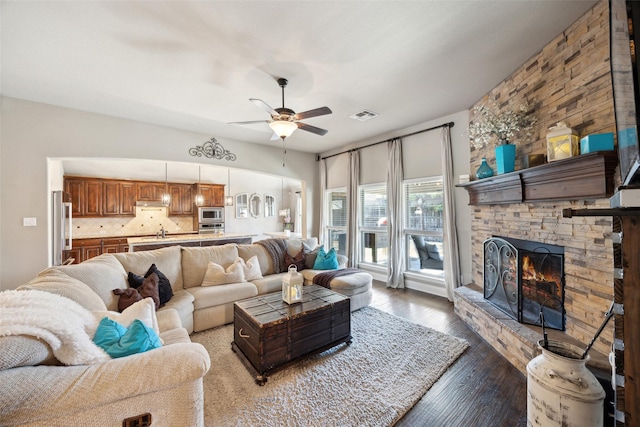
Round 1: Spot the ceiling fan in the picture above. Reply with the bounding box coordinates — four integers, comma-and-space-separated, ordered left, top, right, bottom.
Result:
228, 78, 332, 141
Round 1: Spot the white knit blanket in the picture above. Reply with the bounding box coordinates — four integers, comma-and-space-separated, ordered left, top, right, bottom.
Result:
0, 289, 110, 365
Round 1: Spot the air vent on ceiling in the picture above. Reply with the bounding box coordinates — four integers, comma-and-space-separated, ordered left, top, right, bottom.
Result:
350, 110, 379, 121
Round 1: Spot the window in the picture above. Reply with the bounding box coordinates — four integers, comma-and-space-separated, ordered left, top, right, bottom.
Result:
326, 189, 347, 256
359, 183, 388, 265
403, 177, 444, 275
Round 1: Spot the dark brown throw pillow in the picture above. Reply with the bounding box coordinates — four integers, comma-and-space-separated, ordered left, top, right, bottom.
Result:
285, 248, 305, 272
129, 264, 173, 307
144, 264, 173, 306
112, 288, 143, 312
137, 272, 160, 309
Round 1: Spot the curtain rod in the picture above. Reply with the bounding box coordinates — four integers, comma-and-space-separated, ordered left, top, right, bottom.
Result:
317, 121, 454, 161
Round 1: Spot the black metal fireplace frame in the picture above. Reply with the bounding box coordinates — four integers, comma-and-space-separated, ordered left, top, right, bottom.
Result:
483, 236, 566, 331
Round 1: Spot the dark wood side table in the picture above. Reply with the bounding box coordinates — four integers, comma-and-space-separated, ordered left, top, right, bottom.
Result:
231, 285, 351, 385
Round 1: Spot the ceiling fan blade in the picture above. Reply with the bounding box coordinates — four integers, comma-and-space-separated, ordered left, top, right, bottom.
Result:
294, 107, 332, 120
297, 122, 328, 136
227, 120, 270, 125
250, 98, 278, 116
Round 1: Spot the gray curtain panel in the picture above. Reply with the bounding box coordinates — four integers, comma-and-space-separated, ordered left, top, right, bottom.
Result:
386, 138, 405, 289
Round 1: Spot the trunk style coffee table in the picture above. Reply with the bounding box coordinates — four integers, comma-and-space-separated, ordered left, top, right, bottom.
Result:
231, 284, 351, 385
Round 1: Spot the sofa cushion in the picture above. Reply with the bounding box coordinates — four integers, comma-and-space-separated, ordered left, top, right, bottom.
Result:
285, 238, 319, 257
159, 289, 194, 334
236, 255, 263, 281
187, 282, 258, 310
113, 246, 183, 291
159, 326, 191, 345
251, 272, 287, 295
128, 264, 173, 306
45, 254, 128, 311
237, 244, 273, 275
202, 260, 244, 287
181, 244, 239, 289
0, 335, 58, 370
20, 269, 107, 311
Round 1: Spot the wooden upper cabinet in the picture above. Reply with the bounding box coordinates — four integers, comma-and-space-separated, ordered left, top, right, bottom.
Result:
64, 177, 224, 217
103, 181, 120, 215
65, 178, 84, 217
103, 180, 136, 216
169, 184, 194, 216
120, 182, 136, 215
137, 182, 166, 202
64, 178, 102, 217
196, 184, 225, 207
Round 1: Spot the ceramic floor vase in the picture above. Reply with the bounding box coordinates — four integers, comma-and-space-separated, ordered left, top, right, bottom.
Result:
526, 340, 605, 427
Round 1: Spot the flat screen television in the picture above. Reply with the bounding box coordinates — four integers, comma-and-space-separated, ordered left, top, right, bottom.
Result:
611, 0, 640, 186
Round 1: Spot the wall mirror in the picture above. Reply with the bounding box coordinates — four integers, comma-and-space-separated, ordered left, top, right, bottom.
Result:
264, 194, 276, 218
235, 193, 248, 218
249, 193, 262, 218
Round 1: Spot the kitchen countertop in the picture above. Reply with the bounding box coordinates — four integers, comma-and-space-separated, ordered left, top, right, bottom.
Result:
127, 232, 256, 246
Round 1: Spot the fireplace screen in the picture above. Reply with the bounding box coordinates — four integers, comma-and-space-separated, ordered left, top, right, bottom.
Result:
483, 237, 565, 331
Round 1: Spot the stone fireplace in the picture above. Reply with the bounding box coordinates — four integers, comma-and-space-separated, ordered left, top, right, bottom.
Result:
484, 236, 565, 331
454, 153, 617, 374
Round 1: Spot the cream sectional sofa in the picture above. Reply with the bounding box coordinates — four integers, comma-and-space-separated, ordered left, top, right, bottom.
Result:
0, 238, 372, 426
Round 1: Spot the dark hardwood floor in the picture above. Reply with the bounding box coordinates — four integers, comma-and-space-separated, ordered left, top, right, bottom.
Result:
369, 281, 527, 427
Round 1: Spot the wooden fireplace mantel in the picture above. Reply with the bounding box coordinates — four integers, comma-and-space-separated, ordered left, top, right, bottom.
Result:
457, 152, 619, 205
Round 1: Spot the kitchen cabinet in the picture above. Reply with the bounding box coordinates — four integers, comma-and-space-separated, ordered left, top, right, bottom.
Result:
120, 182, 136, 215
137, 182, 167, 202
66, 237, 130, 264
103, 181, 136, 216
196, 184, 225, 207
64, 178, 103, 217
169, 184, 194, 216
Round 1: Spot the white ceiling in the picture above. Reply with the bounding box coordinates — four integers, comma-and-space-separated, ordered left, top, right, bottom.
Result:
1, 0, 598, 155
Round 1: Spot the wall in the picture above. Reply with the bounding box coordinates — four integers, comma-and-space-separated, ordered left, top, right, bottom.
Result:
0, 97, 318, 290
320, 109, 474, 292
468, 0, 614, 354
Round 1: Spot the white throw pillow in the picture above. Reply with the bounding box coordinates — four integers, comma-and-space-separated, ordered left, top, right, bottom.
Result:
201, 260, 244, 286
92, 298, 160, 335
236, 256, 263, 281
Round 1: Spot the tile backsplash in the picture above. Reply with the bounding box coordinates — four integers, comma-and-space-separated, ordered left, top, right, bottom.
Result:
72, 207, 194, 238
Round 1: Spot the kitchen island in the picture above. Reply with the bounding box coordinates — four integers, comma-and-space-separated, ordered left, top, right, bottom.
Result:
127, 233, 255, 252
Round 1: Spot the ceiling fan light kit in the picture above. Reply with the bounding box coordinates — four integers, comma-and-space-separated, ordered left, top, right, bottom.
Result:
229, 77, 332, 141
269, 120, 298, 139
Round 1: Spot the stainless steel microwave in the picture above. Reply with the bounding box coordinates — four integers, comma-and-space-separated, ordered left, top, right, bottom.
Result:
198, 206, 224, 223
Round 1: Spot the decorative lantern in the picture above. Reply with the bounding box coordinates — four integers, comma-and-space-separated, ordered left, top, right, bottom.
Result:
282, 265, 303, 304
546, 122, 579, 161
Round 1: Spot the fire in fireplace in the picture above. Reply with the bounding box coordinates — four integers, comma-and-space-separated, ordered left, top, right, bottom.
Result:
483, 236, 565, 331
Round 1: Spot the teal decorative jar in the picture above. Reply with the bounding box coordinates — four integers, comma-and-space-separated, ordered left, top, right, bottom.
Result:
476, 158, 494, 179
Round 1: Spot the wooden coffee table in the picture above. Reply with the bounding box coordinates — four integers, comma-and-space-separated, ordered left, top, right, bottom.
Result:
231, 284, 351, 385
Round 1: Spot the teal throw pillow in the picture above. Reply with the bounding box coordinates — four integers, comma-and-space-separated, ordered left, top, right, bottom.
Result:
93, 317, 127, 349
312, 246, 339, 270
93, 318, 162, 359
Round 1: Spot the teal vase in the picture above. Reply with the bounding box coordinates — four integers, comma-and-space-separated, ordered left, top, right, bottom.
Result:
495, 143, 516, 174
476, 158, 494, 179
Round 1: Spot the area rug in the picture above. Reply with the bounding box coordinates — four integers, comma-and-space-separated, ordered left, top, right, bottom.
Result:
191, 306, 469, 427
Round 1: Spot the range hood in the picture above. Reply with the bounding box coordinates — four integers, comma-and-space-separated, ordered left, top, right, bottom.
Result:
135, 200, 168, 208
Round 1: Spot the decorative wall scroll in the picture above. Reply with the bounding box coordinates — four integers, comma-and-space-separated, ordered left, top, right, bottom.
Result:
189, 137, 237, 161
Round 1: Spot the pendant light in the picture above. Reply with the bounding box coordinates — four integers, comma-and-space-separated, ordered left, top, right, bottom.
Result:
225, 168, 234, 206
161, 163, 171, 206
195, 165, 204, 206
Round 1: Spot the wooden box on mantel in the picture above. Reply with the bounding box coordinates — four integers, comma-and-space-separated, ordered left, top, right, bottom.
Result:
457, 152, 618, 205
